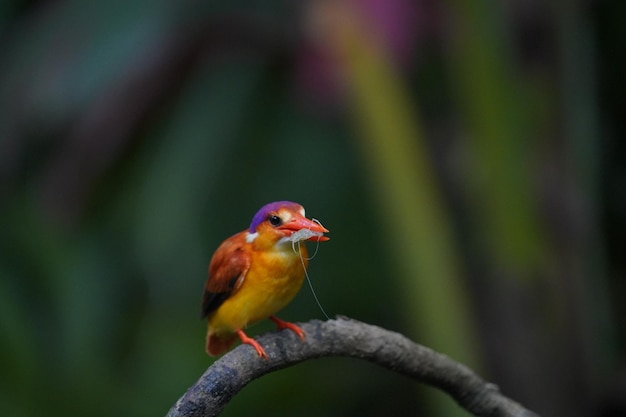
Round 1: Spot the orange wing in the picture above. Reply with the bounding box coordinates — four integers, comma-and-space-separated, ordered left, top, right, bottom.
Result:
201, 231, 251, 319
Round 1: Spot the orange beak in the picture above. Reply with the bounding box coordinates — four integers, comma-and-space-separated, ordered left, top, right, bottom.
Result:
279, 214, 330, 241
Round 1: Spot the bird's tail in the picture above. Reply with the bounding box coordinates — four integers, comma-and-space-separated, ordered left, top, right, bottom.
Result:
206, 331, 238, 356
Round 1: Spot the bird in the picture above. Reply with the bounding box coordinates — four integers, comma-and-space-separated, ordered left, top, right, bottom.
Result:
201, 201, 329, 359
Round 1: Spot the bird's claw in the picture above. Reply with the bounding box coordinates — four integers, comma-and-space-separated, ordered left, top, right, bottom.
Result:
237, 329, 268, 359
270, 316, 306, 341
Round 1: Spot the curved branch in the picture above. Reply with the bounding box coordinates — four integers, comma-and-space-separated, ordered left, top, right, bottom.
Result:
166, 317, 539, 417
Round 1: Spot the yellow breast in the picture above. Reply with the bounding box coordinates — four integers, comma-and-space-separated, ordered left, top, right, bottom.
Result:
208, 243, 308, 335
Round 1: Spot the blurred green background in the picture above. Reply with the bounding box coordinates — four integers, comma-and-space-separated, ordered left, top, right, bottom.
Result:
1, 0, 624, 416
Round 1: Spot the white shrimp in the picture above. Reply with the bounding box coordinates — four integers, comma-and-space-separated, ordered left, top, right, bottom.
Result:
289, 228, 324, 242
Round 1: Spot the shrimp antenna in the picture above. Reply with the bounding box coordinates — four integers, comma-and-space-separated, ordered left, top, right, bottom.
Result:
296, 239, 330, 320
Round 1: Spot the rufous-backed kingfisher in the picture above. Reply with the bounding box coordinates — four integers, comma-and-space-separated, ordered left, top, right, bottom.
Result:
201, 201, 329, 358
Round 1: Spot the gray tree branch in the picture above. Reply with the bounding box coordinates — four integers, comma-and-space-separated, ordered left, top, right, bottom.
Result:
166, 316, 539, 417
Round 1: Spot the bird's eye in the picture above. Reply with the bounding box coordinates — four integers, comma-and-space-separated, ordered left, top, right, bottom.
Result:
268, 215, 282, 227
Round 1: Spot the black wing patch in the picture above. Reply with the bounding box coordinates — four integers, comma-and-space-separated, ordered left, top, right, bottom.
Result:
201, 275, 241, 318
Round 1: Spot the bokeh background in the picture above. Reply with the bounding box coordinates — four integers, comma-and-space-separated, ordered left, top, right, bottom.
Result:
1, 0, 624, 416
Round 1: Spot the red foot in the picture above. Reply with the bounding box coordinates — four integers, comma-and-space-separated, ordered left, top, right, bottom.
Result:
270, 316, 306, 341
236, 329, 268, 359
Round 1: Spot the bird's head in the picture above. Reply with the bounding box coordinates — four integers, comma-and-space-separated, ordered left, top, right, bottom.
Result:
246, 201, 329, 247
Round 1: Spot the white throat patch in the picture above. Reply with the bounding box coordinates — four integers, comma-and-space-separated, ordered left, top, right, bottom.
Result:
245, 232, 258, 243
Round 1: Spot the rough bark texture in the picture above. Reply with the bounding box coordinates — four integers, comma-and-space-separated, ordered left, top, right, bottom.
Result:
166, 317, 539, 417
